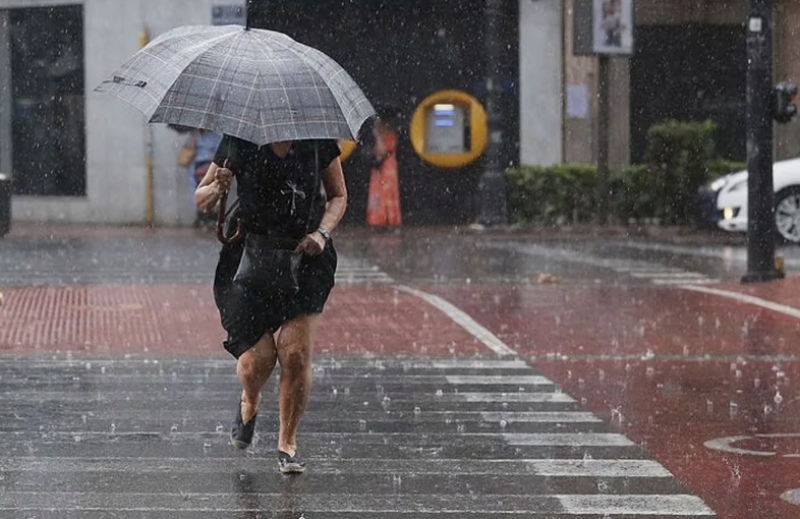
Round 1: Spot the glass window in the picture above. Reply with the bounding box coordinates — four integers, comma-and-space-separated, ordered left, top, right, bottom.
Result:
7, 5, 85, 196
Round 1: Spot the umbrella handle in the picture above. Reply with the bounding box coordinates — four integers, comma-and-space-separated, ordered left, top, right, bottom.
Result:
216, 189, 245, 245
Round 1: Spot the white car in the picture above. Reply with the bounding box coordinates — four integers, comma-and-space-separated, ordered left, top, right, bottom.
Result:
715, 157, 800, 243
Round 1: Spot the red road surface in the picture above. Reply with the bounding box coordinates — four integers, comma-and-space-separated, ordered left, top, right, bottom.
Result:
426, 277, 800, 519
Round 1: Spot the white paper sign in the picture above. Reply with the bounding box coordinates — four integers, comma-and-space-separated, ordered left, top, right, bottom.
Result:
593, 0, 634, 55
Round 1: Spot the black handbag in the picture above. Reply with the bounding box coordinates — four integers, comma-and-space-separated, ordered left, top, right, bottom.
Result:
225, 142, 321, 296
233, 234, 302, 294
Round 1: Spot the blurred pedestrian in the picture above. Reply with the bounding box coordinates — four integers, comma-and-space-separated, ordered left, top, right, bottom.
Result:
366, 118, 402, 228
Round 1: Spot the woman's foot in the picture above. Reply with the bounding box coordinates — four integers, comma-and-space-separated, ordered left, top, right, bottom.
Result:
278, 450, 306, 474
230, 400, 258, 450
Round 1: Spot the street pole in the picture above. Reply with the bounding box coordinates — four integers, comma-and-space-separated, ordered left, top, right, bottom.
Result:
596, 55, 610, 225
742, 0, 783, 283
477, 0, 509, 226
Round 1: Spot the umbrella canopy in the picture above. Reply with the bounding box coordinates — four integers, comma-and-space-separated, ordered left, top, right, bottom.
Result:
95, 25, 375, 146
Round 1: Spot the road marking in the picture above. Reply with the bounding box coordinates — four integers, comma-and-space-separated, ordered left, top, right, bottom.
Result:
446, 375, 553, 385
503, 433, 635, 447
557, 494, 715, 516
780, 488, 800, 505
529, 459, 672, 477
481, 411, 601, 423
457, 392, 576, 403
681, 284, 800, 319
396, 285, 517, 357
704, 433, 800, 457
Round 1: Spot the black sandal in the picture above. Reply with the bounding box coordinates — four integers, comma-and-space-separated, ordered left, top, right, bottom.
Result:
230, 400, 257, 450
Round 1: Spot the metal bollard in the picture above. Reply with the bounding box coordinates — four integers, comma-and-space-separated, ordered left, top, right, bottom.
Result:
0, 173, 10, 237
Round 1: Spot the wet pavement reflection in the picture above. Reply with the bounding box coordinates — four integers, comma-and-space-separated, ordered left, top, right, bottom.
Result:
3, 225, 800, 518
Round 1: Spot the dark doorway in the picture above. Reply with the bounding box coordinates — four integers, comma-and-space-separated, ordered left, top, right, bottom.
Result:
9, 5, 86, 196
251, 0, 519, 226
630, 24, 746, 163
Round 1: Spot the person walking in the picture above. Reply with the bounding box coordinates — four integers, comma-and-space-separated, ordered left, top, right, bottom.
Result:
194, 135, 345, 474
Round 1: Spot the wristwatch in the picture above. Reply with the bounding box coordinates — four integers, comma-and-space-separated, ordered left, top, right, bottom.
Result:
316, 227, 331, 243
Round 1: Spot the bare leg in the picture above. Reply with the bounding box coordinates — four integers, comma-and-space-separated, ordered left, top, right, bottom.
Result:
236, 331, 279, 423
276, 314, 320, 455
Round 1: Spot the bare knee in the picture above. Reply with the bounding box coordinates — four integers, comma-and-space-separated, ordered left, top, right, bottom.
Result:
280, 347, 310, 376
237, 337, 277, 380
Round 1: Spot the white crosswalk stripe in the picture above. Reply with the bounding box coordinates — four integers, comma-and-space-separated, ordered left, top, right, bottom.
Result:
480, 242, 720, 287
0, 355, 717, 517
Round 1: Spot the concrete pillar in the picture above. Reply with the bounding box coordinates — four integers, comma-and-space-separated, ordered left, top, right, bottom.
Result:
518, 0, 563, 166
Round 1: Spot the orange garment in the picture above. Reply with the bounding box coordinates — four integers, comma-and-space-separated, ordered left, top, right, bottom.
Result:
367, 131, 402, 226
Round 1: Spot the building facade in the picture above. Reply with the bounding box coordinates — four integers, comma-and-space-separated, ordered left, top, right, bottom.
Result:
522, 0, 800, 171
1, 0, 245, 225
4, 0, 799, 225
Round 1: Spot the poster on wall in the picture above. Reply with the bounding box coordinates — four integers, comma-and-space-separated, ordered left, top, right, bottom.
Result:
592, 0, 633, 55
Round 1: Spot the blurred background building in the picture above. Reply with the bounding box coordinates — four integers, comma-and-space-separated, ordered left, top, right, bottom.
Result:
0, 0, 798, 225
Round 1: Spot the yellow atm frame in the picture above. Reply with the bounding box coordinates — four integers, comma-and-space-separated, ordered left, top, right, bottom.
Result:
410, 89, 488, 169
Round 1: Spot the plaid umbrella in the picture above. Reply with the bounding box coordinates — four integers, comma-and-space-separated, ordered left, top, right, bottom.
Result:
95, 25, 375, 145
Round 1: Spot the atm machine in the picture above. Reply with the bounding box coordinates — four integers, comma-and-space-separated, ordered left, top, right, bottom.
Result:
411, 89, 487, 169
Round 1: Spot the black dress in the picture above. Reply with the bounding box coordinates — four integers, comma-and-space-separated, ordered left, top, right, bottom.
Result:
211, 136, 341, 359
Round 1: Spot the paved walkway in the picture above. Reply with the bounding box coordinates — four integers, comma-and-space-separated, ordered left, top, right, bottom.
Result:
9, 223, 800, 518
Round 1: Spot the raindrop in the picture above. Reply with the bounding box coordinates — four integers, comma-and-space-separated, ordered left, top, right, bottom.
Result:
501, 402, 508, 408
734, 370, 742, 379
754, 378, 761, 388
100, 366, 106, 374
499, 419, 508, 429
682, 346, 690, 356
170, 424, 178, 433
706, 399, 714, 414
598, 369, 605, 382
697, 316, 704, 327
414, 406, 421, 415
774, 392, 784, 405
332, 388, 338, 396
457, 423, 466, 433
203, 441, 211, 450
359, 419, 367, 431
344, 387, 350, 396
645, 366, 655, 378
215, 424, 224, 433
239, 473, 247, 481
435, 389, 443, 397
85, 362, 92, 370
110, 423, 116, 435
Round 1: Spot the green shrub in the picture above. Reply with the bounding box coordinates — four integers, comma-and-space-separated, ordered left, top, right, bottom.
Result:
706, 159, 746, 179
642, 119, 718, 224
609, 164, 658, 221
506, 163, 597, 224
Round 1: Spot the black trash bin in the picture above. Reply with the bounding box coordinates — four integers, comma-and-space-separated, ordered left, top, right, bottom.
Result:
0, 173, 10, 237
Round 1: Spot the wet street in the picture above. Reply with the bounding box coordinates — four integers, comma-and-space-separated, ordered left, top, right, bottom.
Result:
2, 224, 800, 518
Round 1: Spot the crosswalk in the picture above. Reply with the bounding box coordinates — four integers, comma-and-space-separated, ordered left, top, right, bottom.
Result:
480, 242, 720, 286
0, 355, 716, 518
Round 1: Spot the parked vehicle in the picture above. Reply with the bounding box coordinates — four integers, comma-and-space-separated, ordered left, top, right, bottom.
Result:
700, 158, 800, 243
